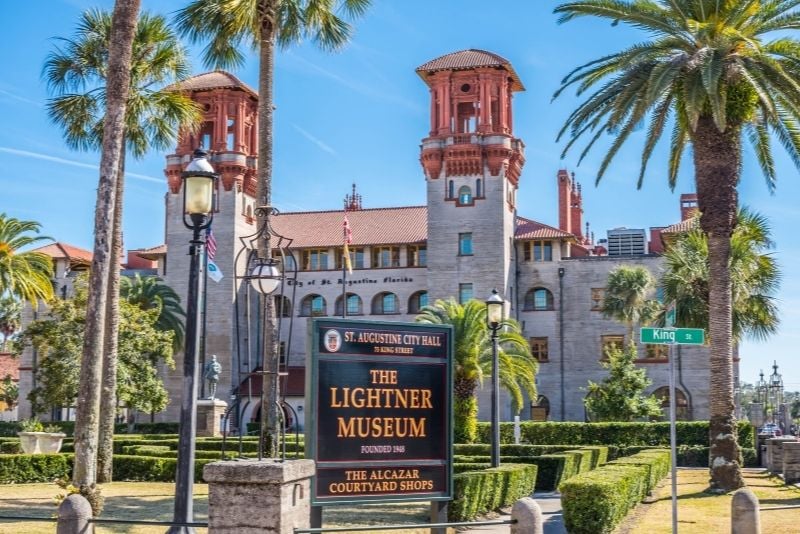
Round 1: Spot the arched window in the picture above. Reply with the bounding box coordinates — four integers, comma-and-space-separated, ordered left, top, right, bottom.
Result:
335, 293, 363, 316
476, 179, 482, 197
300, 294, 326, 317
458, 185, 473, 205
448, 180, 454, 199
524, 288, 554, 311
372, 292, 399, 314
274, 295, 292, 318
408, 291, 429, 314
652, 386, 690, 420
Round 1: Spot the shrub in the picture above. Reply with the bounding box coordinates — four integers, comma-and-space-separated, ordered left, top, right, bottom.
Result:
113, 455, 213, 482
0, 441, 20, 454
453, 462, 490, 474
580, 446, 609, 468
560, 450, 670, 534
0, 454, 70, 483
449, 464, 537, 521
454, 444, 576, 456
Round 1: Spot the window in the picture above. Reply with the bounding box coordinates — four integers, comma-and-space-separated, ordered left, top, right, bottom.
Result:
591, 288, 605, 311
653, 386, 689, 420
336, 247, 364, 270
227, 117, 235, 149
476, 179, 482, 197
274, 296, 292, 318
458, 185, 473, 205
408, 291, 429, 314
372, 292, 399, 314
408, 245, 427, 267
301, 249, 329, 271
459, 233, 473, 255
300, 295, 326, 316
524, 288, 554, 311
335, 293, 363, 316
530, 337, 549, 362
459, 283, 473, 304
448, 180, 455, 199
371, 246, 400, 268
279, 341, 287, 366
601, 335, 624, 359
523, 240, 553, 262
645, 344, 668, 359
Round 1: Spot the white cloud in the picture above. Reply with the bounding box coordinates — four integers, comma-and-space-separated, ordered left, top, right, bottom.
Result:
291, 124, 337, 156
0, 147, 163, 183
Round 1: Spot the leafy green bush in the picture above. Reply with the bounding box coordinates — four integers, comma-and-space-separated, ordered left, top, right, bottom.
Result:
476, 421, 754, 447
454, 444, 576, 456
112, 455, 213, 482
0, 454, 70, 483
560, 450, 670, 534
453, 462, 490, 474
449, 464, 537, 521
119, 423, 180, 434
0, 441, 20, 454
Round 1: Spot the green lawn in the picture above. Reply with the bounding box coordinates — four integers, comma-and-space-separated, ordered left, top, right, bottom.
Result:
616, 468, 800, 533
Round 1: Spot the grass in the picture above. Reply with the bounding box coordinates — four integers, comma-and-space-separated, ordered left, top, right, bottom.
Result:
616, 468, 800, 533
0, 481, 448, 534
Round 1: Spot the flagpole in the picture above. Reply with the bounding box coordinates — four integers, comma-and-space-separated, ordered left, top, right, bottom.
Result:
200, 234, 209, 399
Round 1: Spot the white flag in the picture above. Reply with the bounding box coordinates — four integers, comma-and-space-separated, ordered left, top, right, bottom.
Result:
207, 260, 223, 282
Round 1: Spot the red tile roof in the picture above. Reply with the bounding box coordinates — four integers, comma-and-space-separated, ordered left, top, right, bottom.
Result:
133, 244, 167, 260
167, 70, 257, 99
416, 49, 524, 91
31, 242, 92, 264
0, 353, 19, 381
514, 216, 576, 240
272, 206, 428, 248
661, 218, 698, 235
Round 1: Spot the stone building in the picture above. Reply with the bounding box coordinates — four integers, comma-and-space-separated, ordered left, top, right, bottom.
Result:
17, 50, 728, 427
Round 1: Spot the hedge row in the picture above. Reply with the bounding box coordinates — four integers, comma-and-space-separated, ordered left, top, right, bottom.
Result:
0, 422, 183, 437
560, 450, 671, 534
449, 464, 537, 521
475, 421, 754, 448
112, 455, 213, 482
0, 454, 71, 483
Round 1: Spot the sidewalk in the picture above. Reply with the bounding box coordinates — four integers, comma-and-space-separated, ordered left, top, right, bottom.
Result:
459, 491, 565, 534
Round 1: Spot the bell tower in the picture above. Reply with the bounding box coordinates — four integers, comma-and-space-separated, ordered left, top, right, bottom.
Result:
417, 50, 526, 304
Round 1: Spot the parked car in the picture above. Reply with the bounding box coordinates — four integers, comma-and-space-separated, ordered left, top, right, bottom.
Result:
758, 423, 782, 437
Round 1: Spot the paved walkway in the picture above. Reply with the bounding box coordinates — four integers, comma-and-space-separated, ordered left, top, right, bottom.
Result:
459, 491, 565, 534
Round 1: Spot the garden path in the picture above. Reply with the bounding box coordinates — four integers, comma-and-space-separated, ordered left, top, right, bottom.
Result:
459, 491, 565, 534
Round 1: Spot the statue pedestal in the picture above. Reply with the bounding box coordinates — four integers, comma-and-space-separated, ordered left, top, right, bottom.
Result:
197, 399, 228, 437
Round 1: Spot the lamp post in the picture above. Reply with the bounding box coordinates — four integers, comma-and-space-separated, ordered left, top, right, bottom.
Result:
171, 149, 217, 534
768, 360, 783, 425
485, 289, 504, 468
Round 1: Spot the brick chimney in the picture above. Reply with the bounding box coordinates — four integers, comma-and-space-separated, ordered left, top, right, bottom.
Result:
680, 193, 698, 221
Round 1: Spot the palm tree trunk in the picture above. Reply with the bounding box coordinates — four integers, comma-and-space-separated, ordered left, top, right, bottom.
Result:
453, 376, 478, 443
692, 115, 744, 492
73, 0, 140, 495
97, 152, 125, 483
256, 0, 280, 458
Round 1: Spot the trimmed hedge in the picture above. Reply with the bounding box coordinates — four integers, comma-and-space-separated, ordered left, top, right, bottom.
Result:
449, 464, 537, 521
616, 445, 758, 468
113, 455, 213, 482
560, 450, 671, 534
454, 444, 576, 456
0, 454, 71, 483
476, 421, 754, 448
455, 451, 592, 491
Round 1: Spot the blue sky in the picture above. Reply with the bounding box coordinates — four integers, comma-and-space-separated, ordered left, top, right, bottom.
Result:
1, 0, 799, 388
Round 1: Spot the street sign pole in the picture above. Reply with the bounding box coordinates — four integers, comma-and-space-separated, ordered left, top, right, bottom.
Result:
668, 343, 678, 534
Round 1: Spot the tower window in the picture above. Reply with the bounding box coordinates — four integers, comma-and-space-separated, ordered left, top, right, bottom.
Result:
524, 288, 554, 311
523, 241, 553, 262
476, 179, 482, 197
530, 337, 549, 362
461, 83, 471, 92
458, 186, 473, 205
459, 283, 473, 304
448, 180, 454, 199
458, 233, 473, 256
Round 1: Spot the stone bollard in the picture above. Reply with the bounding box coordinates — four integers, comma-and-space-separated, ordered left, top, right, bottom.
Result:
767, 437, 797, 475
782, 442, 800, 484
57, 494, 93, 534
204, 458, 314, 534
510, 497, 543, 534
731, 488, 760, 534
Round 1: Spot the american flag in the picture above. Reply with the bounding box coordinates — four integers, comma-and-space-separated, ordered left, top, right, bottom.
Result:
343, 213, 353, 274
206, 227, 217, 260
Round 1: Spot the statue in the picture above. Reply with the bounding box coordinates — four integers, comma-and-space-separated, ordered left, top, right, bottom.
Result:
204, 355, 222, 400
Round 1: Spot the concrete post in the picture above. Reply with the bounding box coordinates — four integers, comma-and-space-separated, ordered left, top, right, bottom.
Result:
204, 459, 314, 533
782, 442, 800, 484
767, 437, 797, 475
510, 497, 543, 534
57, 494, 93, 534
731, 488, 760, 534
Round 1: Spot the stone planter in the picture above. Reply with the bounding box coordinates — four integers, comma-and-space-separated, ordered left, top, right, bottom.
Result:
17, 432, 67, 454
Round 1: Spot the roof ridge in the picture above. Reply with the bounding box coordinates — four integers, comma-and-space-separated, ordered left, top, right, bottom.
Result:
275, 205, 427, 216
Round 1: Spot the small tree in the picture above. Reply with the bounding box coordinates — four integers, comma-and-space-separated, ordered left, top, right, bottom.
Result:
584, 342, 662, 422
0, 376, 18, 411
0, 297, 21, 352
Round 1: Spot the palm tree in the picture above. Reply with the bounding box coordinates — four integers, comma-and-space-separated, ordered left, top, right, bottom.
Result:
662, 208, 779, 342
44, 7, 199, 484
175, 0, 371, 456
416, 299, 537, 443
0, 297, 22, 352
121, 274, 186, 351
602, 265, 660, 342
554, 0, 800, 492
0, 214, 53, 305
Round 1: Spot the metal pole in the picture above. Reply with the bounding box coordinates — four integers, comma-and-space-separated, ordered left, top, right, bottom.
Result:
170, 224, 203, 534
668, 342, 678, 534
491, 328, 500, 468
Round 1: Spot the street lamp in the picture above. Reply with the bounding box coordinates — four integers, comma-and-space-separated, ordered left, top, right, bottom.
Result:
249, 258, 282, 295
769, 361, 783, 424
485, 289, 504, 468
171, 148, 217, 534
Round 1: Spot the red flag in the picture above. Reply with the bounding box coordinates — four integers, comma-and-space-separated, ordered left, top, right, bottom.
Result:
206, 228, 217, 260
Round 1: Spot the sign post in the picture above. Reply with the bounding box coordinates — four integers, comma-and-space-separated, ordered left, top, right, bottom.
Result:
640, 324, 705, 534
307, 318, 453, 522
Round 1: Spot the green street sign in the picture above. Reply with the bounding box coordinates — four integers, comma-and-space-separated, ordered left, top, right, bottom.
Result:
640, 327, 705, 345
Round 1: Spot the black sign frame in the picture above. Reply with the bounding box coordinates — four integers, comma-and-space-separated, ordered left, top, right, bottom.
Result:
306, 318, 453, 505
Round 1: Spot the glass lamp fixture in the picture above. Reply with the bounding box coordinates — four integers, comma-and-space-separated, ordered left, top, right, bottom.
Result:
250, 259, 282, 295
486, 289, 504, 330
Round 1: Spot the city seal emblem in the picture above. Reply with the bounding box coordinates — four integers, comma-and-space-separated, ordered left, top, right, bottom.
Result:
324, 329, 342, 352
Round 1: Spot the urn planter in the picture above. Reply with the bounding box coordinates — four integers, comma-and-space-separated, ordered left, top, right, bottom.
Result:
17, 432, 67, 454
